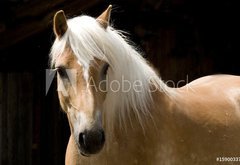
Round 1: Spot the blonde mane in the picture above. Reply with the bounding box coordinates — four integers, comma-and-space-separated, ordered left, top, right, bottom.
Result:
50, 15, 172, 130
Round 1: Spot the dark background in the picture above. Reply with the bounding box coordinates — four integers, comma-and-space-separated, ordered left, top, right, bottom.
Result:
0, 0, 239, 164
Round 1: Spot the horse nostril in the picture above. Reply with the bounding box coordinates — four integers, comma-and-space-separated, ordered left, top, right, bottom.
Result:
79, 132, 86, 147
100, 130, 105, 144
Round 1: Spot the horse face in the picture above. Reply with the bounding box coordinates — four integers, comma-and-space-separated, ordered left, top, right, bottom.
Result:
55, 48, 107, 156
52, 5, 112, 157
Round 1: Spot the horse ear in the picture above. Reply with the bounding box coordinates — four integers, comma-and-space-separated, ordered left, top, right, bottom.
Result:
97, 5, 112, 29
53, 10, 68, 38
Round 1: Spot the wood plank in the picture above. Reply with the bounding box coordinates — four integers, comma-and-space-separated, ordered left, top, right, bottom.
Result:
17, 73, 33, 165
32, 72, 42, 165
0, 73, 8, 165
7, 73, 19, 165
0, 73, 2, 165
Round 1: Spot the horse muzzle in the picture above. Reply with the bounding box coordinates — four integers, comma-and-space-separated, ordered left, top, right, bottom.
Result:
78, 128, 105, 156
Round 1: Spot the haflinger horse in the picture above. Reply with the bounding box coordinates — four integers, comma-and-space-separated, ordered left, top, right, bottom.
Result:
50, 5, 240, 165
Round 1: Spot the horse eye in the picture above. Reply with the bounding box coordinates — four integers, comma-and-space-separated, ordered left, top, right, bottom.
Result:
100, 63, 109, 80
102, 63, 109, 75
56, 67, 68, 79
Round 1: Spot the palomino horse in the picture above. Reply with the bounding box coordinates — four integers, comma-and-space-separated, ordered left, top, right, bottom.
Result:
50, 5, 240, 165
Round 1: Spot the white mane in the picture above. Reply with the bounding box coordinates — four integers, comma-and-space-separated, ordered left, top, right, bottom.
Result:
50, 15, 171, 130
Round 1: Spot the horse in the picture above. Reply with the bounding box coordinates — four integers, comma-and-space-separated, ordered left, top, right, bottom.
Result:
50, 5, 240, 165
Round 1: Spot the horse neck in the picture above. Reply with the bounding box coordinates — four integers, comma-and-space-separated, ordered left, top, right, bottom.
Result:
103, 85, 174, 151
103, 57, 174, 136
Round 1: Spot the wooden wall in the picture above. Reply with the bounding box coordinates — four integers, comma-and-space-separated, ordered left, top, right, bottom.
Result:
0, 73, 33, 165
0, 72, 69, 165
